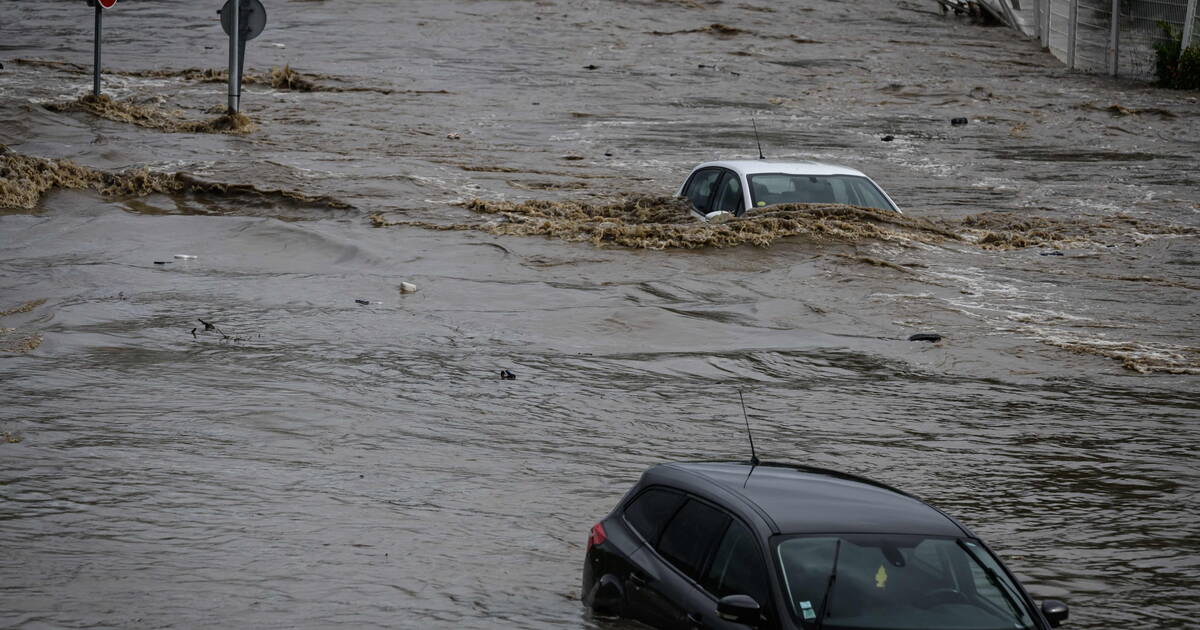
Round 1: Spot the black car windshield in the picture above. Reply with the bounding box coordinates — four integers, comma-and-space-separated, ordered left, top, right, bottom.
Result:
776, 534, 1036, 630
747, 174, 896, 212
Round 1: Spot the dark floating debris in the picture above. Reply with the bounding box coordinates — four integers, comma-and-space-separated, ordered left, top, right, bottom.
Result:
584, 64, 599, 70
908, 333, 943, 342
881, 135, 895, 142
355, 299, 370, 305
153, 261, 170, 265
951, 117, 969, 126
192, 318, 246, 342
1040, 250, 1064, 256
500, 369, 516, 380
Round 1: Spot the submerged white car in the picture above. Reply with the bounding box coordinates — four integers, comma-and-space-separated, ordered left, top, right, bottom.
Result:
676, 160, 902, 221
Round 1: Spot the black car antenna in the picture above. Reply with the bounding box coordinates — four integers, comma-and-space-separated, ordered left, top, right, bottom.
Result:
752, 117, 765, 160
739, 388, 760, 469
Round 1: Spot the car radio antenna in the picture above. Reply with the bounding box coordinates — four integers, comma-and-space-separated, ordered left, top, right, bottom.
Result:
752, 117, 765, 159
739, 388, 760, 467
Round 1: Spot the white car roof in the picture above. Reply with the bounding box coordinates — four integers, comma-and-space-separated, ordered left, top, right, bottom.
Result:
690, 159, 869, 178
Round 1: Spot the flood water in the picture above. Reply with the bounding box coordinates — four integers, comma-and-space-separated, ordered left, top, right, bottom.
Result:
1, 1, 1198, 628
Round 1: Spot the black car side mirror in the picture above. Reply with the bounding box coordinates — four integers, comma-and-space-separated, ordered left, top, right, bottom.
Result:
717, 594, 761, 627
1041, 600, 1069, 627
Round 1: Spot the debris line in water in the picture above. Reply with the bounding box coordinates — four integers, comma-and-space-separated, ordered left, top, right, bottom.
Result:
0, 148, 350, 211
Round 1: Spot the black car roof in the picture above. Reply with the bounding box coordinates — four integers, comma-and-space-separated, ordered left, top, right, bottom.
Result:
648, 461, 968, 537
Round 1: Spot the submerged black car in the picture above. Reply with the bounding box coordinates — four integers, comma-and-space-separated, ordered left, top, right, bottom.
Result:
582, 462, 1069, 630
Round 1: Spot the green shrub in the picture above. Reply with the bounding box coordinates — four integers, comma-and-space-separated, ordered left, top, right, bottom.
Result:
1153, 21, 1200, 90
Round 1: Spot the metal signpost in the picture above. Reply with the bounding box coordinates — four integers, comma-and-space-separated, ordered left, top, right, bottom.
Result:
89, 0, 117, 97
218, 0, 267, 113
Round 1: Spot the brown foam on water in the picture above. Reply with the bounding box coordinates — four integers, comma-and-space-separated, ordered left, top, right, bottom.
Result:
44, 94, 254, 135
16, 59, 434, 95
369, 196, 959, 249
0, 299, 47, 317
0, 330, 43, 354
959, 211, 1198, 250
1041, 337, 1200, 375
0, 299, 47, 355
0, 149, 350, 211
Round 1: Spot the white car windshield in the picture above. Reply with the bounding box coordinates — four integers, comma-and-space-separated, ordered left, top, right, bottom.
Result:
776, 534, 1036, 630
748, 174, 896, 212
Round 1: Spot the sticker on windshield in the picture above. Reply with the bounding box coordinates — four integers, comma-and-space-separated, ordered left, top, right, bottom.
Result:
875, 565, 888, 589
799, 600, 815, 620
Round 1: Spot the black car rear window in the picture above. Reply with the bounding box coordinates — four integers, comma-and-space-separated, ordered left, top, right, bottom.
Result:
623, 488, 685, 545
657, 499, 730, 580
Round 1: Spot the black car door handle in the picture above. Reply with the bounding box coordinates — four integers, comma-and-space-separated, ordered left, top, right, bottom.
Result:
629, 572, 648, 587
686, 611, 703, 626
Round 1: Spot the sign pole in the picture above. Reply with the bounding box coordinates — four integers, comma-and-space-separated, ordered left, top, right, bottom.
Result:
227, 0, 240, 113
93, 1, 102, 97
1182, 0, 1197, 60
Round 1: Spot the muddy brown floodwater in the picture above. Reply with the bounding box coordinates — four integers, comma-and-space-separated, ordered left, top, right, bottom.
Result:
1, 1, 1198, 628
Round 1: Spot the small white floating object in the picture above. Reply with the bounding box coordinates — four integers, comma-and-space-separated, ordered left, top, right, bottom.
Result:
173, 254, 197, 260
399, 282, 418, 294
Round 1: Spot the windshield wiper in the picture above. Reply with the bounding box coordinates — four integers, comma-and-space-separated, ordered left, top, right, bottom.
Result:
956, 538, 1029, 625
814, 539, 842, 630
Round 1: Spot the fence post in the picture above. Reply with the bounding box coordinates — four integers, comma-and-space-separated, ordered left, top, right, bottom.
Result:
1183, 0, 1198, 57
1108, 0, 1120, 76
1036, 0, 1046, 47
1067, 0, 1078, 69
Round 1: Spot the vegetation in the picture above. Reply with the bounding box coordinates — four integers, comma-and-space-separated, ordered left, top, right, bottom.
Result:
1153, 21, 1200, 90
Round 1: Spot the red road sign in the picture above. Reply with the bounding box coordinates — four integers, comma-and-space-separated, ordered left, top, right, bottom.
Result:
97, 0, 117, 8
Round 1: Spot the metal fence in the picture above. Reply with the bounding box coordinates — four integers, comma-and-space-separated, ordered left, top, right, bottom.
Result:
1032, 0, 1199, 79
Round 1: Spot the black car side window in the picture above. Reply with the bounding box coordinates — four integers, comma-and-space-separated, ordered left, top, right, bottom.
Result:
712, 171, 744, 214
702, 517, 769, 606
623, 488, 686, 545
656, 499, 730, 580
683, 169, 722, 212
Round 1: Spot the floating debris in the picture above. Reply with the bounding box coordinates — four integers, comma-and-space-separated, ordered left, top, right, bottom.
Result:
500, 369, 516, 380
650, 23, 750, 37
174, 254, 197, 260
2, 431, 22, 444
0, 150, 350, 211
370, 196, 959, 250
15, 59, 426, 95
1079, 102, 1178, 118
1042, 336, 1200, 375
951, 117, 969, 126
0, 329, 43, 354
836, 254, 912, 272
44, 94, 254, 135
355, 299, 371, 305
399, 282, 418, 294
0, 298, 46, 317
908, 333, 943, 342
192, 318, 248, 343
